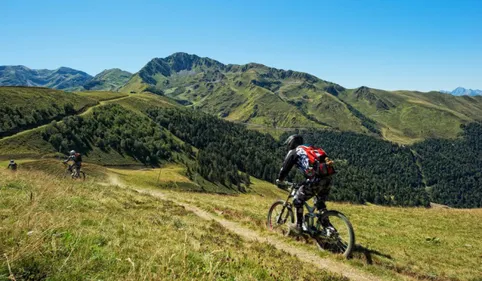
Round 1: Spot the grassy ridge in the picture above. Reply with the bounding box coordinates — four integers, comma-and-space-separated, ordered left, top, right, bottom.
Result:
108, 93, 177, 114
0, 168, 346, 281
109, 165, 239, 194
74, 90, 128, 101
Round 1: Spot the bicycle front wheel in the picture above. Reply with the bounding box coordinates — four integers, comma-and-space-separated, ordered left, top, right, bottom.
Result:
314, 210, 355, 258
267, 200, 294, 236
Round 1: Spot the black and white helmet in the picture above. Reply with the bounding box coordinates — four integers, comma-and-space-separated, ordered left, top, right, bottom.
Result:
284, 134, 304, 150
70, 150, 76, 156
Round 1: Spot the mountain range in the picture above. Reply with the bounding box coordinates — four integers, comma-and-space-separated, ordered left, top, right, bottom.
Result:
120, 52, 482, 144
0, 66, 131, 91
441, 87, 482, 96
1, 53, 482, 144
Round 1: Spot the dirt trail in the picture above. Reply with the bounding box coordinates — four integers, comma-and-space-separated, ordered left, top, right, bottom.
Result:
136, 187, 387, 281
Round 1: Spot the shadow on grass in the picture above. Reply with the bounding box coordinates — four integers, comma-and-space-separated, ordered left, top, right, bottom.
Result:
351, 244, 457, 281
352, 244, 392, 264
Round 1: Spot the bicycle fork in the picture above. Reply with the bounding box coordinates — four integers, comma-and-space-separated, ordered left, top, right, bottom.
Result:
276, 203, 292, 225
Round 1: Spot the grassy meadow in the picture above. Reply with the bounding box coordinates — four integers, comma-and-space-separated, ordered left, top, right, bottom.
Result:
0, 167, 348, 281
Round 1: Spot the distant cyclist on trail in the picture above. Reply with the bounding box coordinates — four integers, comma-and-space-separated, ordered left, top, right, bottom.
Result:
7, 160, 18, 171
64, 150, 82, 176
276, 134, 335, 235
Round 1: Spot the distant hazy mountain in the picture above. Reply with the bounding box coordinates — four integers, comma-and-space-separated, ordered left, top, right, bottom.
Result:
441, 87, 482, 96
82, 68, 132, 91
0, 65, 93, 91
0, 66, 132, 92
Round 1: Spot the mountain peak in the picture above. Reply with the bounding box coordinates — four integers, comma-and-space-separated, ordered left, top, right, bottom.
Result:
54, 66, 90, 76
96, 68, 131, 76
167, 52, 200, 60
442, 87, 482, 96
82, 68, 132, 91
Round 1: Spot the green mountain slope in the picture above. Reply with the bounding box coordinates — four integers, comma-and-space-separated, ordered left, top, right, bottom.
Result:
121, 52, 482, 143
82, 68, 132, 91
0, 66, 92, 91
339, 87, 482, 143
121, 53, 360, 132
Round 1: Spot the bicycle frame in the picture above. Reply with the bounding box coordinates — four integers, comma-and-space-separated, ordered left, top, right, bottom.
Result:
277, 183, 321, 233
65, 163, 81, 179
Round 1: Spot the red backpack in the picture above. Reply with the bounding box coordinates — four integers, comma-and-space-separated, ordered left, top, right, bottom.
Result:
299, 145, 335, 178
74, 153, 83, 162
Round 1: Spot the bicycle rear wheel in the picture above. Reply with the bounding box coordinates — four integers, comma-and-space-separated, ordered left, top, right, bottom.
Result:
314, 210, 355, 258
267, 200, 294, 236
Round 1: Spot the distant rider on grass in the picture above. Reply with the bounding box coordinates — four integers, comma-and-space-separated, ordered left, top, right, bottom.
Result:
276, 134, 335, 235
7, 159, 18, 171
64, 150, 82, 177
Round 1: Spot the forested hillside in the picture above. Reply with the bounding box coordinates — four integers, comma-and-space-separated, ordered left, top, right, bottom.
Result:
146, 106, 480, 208
413, 123, 482, 208
299, 130, 429, 206
41, 104, 178, 165
0, 87, 97, 137
146, 107, 433, 206
147, 107, 281, 189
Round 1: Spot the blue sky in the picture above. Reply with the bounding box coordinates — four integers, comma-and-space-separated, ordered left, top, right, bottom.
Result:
2, 0, 481, 91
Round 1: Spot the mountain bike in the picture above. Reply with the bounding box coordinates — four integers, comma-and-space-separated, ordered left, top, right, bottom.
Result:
63, 163, 86, 181
267, 182, 355, 258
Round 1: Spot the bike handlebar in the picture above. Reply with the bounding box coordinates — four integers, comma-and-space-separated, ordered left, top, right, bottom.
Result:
276, 181, 297, 190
